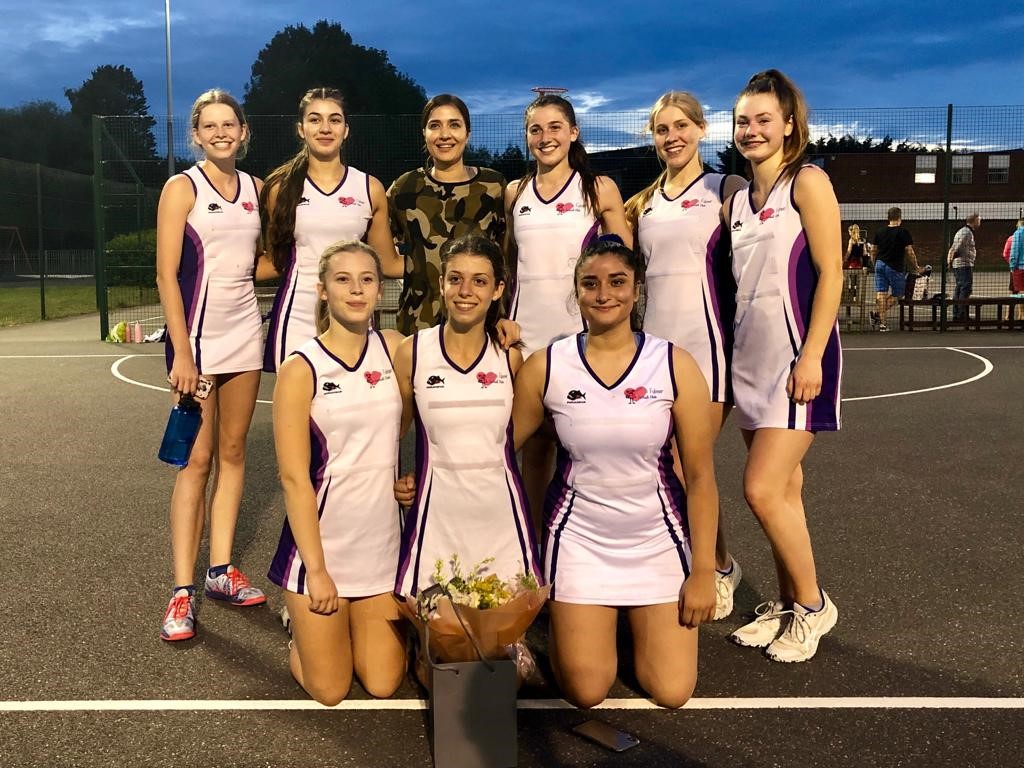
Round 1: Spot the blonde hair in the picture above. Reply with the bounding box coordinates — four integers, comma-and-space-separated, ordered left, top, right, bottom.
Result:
625, 91, 707, 230
315, 241, 383, 334
189, 89, 250, 159
848, 223, 861, 241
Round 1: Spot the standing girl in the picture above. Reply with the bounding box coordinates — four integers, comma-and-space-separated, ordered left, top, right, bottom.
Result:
725, 70, 843, 662
388, 94, 507, 334
510, 239, 719, 708
505, 94, 632, 524
269, 241, 406, 704
626, 91, 747, 620
394, 235, 540, 596
261, 87, 401, 372
156, 90, 266, 642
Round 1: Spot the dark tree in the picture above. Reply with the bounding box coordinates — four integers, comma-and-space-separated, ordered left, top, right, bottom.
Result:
243, 21, 426, 116
65, 64, 157, 160
0, 101, 91, 173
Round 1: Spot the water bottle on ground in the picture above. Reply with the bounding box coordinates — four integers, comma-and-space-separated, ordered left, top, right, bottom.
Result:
158, 395, 202, 467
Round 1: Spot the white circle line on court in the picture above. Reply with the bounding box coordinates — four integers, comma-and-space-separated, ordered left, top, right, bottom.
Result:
0, 697, 1020, 713
842, 347, 993, 402
0, 353, 164, 359
109, 355, 273, 404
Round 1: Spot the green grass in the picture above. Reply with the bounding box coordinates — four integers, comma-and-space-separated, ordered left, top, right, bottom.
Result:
0, 284, 159, 327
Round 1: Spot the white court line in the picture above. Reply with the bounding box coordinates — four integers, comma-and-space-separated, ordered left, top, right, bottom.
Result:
842, 347, 993, 402
844, 345, 1024, 351
111, 354, 276, 403
1, 697, 1020, 713
0, 354, 163, 359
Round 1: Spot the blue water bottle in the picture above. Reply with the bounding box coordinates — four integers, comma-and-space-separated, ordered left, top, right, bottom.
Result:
158, 394, 202, 467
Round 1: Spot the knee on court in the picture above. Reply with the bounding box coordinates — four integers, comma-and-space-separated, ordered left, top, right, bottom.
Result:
639, 670, 695, 710
304, 674, 353, 707
555, 664, 616, 709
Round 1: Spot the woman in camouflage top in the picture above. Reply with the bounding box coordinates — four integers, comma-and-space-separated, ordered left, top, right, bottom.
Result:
387, 94, 507, 334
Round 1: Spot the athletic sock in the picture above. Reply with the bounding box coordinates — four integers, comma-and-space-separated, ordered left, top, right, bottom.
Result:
798, 588, 825, 613
716, 563, 734, 576
208, 564, 229, 578
172, 584, 195, 597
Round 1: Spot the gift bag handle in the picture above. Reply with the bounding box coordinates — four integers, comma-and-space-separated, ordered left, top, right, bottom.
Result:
424, 585, 495, 673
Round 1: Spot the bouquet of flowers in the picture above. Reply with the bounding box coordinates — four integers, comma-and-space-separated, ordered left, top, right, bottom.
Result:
400, 555, 549, 687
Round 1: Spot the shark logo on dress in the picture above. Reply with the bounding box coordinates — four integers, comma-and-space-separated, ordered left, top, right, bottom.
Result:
207, 203, 222, 213
641, 207, 653, 217
298, 196, 310, 206
519, 205, 532, 215
566, 389, 586, 403
426, 375, 445, 388
732, 220, 743, 231
624, 386, 647, 404
476, 371, 498, 388
322, 381, 342, 394
364, 371, 382, 387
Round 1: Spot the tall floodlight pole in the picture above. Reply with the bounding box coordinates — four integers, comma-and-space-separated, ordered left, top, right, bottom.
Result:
164, 0, 175, 177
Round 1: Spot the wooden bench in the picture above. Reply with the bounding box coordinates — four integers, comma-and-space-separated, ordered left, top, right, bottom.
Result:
899, 297, 1024, 331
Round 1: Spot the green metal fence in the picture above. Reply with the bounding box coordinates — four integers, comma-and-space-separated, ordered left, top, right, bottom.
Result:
28, 104, 1024, 335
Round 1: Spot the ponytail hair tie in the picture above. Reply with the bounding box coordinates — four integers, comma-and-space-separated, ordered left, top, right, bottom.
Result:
596, 233, 625, 246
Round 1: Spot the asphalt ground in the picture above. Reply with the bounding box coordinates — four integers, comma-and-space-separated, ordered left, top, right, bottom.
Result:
1, 314, 1022, 767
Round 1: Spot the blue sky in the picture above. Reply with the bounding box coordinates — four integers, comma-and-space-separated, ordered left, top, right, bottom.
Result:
2, 1, 1022, 120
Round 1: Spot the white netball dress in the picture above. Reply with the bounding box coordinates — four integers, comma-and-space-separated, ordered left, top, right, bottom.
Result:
727, 167, 842, 432
510, 172, 599, 356
263, 169, 373, 372
638, 172, 737, 403
542, 333, 692, 605
166, 165, 263, 375
395, 325, 541, 596
267, 332, 402, 597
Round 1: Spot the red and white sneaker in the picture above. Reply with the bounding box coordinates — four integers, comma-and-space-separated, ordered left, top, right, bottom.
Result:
160, 590, 196, 642
204, 566, 266, 606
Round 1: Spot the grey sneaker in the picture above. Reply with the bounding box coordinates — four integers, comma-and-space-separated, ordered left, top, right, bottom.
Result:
766, 590, 838, 663
714, 558, 742, 621
280, 604, 292, 636
204, 565, 266, 606
160, 590, 196, 642
730, 599, 788, 648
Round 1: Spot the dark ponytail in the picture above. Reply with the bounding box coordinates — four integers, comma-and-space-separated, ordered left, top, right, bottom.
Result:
513, 94, 600, 216
440, 234, 512, 348
260, 87, 346, 275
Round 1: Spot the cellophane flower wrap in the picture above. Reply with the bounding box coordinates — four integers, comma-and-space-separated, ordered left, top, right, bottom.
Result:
400, 556, 549, 681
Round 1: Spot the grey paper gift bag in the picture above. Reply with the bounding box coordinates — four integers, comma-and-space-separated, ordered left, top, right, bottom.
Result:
427, 606, 518, 768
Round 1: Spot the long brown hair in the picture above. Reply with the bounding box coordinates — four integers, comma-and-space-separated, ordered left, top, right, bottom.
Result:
513, 95, 600, 216
260, 87, 346, 274
734, 69, 809, 182
624, 91, 706, 230
439, 234, 511, 347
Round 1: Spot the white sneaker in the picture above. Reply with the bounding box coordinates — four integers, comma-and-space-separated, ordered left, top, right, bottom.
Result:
713, 558, 742, 620
730, 599, 788, 648
280, 605, 292, 636
766, 590, 838, 663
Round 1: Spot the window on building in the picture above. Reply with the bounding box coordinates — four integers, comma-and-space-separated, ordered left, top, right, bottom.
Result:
988, 154, 1009, 183
951, 154, 973, 184
915, 155, 936, 184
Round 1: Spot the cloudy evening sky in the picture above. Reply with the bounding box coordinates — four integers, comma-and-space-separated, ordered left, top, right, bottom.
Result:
1, 1, 1021, 120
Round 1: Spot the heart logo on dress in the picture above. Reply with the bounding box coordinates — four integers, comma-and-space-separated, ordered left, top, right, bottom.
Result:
476, 371, 498, 387
759, 207, 775, 223
624, 386, 647, 403
241, 201, 255, 213
555, 202, 574, 214
681, 199, 699, 209
364, 371, 382, 387
339, 196, 356, 206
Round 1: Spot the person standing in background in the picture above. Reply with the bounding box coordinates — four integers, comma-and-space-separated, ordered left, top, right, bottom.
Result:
869, 207, 920, 332
948, 212, 981, 322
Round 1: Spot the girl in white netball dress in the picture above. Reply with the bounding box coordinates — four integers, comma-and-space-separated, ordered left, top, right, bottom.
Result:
725, 70, 842, 663
260, 88, 401, 372
270, 241, 406, 703
156, 90, 266, 643
626, 91, 748, 621
394, 235, 540, 596
504, 94, 632, 532
510, 238, 720, 709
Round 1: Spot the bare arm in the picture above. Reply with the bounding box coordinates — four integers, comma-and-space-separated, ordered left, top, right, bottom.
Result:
905, 244, 921, 273
671, 347, 718, 627
595, 176, 633, 249
156, 174, 199, 395
273, 356, 339, 614
510, 349, 548, 451
789, 167, 843, 405
367, 175, 404, 278
392, 335, 416, 439
503, 181, 520, 284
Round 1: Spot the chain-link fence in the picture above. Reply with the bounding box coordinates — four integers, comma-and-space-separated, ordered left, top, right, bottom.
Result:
57, 104, 1024, 337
